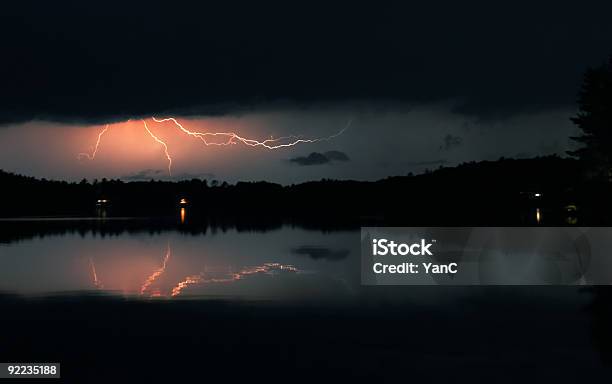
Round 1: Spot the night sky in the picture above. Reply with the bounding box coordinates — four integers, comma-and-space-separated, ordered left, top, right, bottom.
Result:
1, 1, 611, 183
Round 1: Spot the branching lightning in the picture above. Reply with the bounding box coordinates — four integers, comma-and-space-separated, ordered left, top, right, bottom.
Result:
78, 116, 350, 176
150, 116, 350, 149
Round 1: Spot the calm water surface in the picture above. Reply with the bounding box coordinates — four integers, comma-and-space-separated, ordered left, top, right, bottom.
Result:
0, 221, 359, 299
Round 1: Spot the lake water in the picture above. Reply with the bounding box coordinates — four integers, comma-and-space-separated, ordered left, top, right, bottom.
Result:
0, 220, 359, 300
1, 219, 611, 382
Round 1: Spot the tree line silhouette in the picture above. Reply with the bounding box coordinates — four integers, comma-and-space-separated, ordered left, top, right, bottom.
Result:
2, 155, 603, 225
569, 55, 612, 180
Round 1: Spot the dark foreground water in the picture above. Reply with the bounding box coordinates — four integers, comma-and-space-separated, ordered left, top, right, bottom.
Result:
0, 219, 611, 383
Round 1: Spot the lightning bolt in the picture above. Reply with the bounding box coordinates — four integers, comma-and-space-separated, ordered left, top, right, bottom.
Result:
78, 124, 109, 160
142, 120, 173, 176
79, 117, 350, 177
140, 243, 171, 296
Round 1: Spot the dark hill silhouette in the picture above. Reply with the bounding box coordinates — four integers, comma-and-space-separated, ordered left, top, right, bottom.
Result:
1, 155, 606, 225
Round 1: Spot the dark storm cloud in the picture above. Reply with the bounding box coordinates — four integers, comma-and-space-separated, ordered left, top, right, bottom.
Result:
405, 160, 449, 167
289, 153, 330, 166
321, 151, 350, 162
1, 1, 612, 125
515, 152, 533, 159
172, 172, 216, 181
538, 140, 562, 155
288, 151, 350, 166
292, 246, 350, 261
121, 169, 164, 181
440, 134, 463, 151
121, 169, 214, 181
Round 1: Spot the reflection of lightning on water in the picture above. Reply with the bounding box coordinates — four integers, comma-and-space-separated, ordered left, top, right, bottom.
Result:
170, 262, 298, 297
171, 274, 204, 297
85, 243, 298, 297
89, 257, 103, 289
79, 117, 350, 176
140, 243, 171, 296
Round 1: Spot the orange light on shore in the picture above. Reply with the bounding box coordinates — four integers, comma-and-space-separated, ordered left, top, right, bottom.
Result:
179, 198, 188, 205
